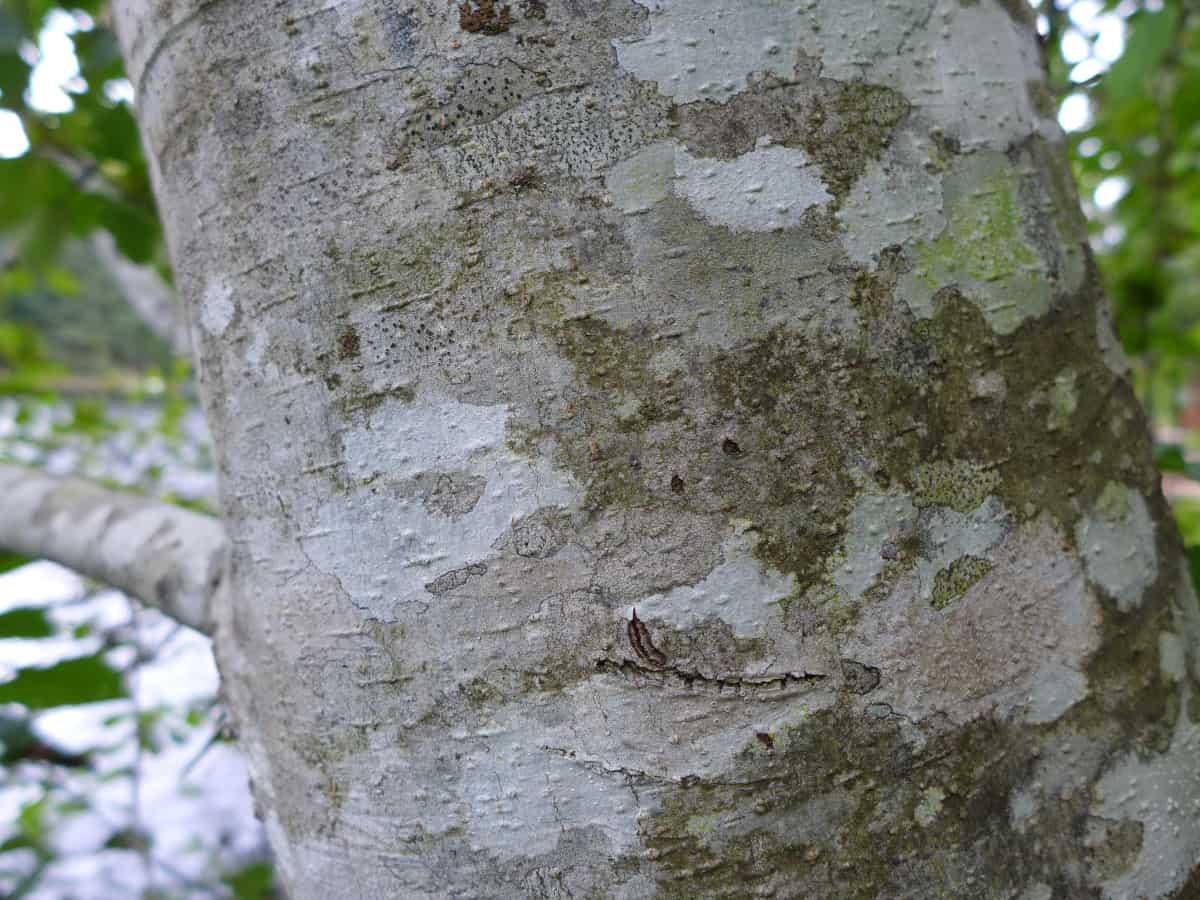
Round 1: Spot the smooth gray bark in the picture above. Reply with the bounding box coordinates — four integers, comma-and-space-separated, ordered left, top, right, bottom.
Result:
110, 1, 1200, 897
0, 463, 223, 633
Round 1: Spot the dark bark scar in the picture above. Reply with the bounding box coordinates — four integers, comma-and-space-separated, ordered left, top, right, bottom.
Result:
459, 1, 513, 35
628, 609, 668, 668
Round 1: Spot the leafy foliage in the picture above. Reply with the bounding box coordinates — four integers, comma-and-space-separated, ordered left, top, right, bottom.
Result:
1039, 0, 1200, 547
1050, 1, 1200, 409
0, 606, 53, 638
0, 0, 169, 397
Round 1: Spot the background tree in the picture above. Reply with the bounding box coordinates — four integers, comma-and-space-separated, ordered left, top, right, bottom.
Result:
1, 0, 1200, 898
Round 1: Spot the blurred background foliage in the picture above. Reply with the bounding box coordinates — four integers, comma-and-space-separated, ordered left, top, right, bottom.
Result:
1045, 0, 1200, 569
0, 4, 273, 897
0, 0, 1195, 896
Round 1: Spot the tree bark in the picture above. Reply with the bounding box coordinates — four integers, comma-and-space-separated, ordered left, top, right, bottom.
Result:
0, 464, 223, 633
111, 1, 1200, 897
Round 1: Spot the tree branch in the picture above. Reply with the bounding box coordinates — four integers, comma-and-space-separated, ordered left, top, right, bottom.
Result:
0, 464, 225, 635
90, 231, 192, 358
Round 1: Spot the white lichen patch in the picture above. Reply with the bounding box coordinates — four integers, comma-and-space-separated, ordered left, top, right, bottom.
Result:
1022, 663, 1089, 725
916, 497, 1008, 603
674, 143, 831, 231
1093, 707, 1200, 899
613, 0, 807, 103
830, 489, 916, 600
1096, 303, 1132, 377
837, 131, 946, 267
971, 371, 1007, 401
244, 329, 270, 367
201, 276, 236, 337
562, 676, 836, 784
607, 141, 831, 231
634, 522, 796, 637
456, 711, 642, 857
1046, 370, 1079, 431
1174, 574, 1200, 684
1074, 482, 1157, 612
796, 0, 1054, 151
686, 813, 721, 838
1160, 632, 1187, 682
606, 141, 675, 213
1009, 788, 1038, 833
842, 517, 1099, 726
302, 398, 579, 619
915, 786, 946, 827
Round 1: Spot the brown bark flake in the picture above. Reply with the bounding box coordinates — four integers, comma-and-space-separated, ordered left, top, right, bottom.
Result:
627, 609, 668, 668
459, 1, 513, 35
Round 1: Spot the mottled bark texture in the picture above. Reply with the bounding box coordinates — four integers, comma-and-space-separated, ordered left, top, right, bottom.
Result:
0, 464, 224, 633
112, 1, 1200, 897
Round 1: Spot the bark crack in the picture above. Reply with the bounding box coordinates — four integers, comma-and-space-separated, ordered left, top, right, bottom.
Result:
595, 657, 827, 694
542, 745, 789, 790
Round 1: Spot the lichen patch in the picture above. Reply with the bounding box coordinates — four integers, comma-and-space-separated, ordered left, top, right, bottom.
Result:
606, 141, 832, 231
842, 517, 1099, 725
674, 142, 832, 232
632, 522, 796, 638
916, 497, 1009, 604
1074, 482, 1157, 612
613, 0, 807, 103
301, 398, 579, 618
829, 489, 917, 601
1092, 707, 1200, 899
914, 785, 946, 827
201, 276, 237, 337
904, 152, 1052, 335
913, 460, 1001, 513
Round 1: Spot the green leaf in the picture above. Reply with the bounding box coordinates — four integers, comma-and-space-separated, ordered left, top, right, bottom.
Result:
69, 396, 107, 435
1105, 7, 1179, 103
16, 796, 47, 844
1155, 442, 1187, 473
0, 832, 35, 853
43, 268, 80, 297
73, 27, 122, 76
0, 550, 32, 574
0, 607, 53, 639
103, 827, 149, 851
0, 709, 36, 759
224, 861, 276, 900
0, 655, 125, 709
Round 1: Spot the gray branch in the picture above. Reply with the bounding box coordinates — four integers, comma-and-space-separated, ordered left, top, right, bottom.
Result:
90, 231, 192, 358
0, 464, 225, 635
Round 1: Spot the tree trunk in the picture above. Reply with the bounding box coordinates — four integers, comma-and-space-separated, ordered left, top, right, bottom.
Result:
111, 1, 1200, 896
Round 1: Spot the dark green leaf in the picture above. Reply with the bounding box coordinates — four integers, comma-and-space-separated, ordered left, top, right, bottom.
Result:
0, 550, 32, 574
103, 827, 149, 851
1105, 7, 1180, 103
224, 861, 276, 900
0, 655, 125, 709
0, 607, 52, 639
